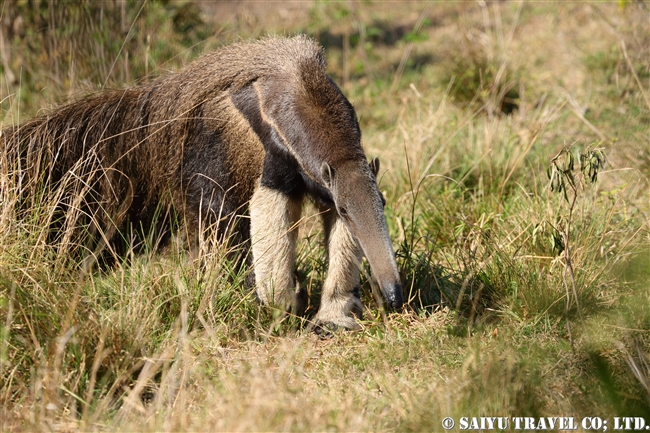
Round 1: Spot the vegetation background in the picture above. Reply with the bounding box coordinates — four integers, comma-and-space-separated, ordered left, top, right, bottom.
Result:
1, 0, 649, 431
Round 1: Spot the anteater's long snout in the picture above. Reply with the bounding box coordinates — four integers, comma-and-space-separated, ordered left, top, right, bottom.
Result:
347, 175, 404, 311
356, 221, 404, 310
381, 281, 403, 310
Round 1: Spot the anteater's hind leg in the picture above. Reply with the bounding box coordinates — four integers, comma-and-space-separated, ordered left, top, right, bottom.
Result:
250, 183, 304, 312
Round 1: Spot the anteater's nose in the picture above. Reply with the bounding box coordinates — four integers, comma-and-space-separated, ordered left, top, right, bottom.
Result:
384, 282, 403, 310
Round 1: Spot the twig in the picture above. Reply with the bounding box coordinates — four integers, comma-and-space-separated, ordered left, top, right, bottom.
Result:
389, 6, 431, 93
620, 39, 650, 112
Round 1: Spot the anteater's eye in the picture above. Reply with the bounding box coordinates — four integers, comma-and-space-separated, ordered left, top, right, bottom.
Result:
339, 207, 348, 217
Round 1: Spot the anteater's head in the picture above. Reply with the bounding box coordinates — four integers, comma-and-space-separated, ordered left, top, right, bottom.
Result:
321, 157, 403, 310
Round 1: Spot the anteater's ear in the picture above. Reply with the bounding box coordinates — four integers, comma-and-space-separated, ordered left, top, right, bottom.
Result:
321, 162, 334, 189
370, 156, 381, 176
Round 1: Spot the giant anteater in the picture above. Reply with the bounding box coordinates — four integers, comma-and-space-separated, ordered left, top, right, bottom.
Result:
0, 35, 403, 330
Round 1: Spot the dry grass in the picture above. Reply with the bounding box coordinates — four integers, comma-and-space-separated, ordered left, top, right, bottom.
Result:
1, 1, 650, 431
